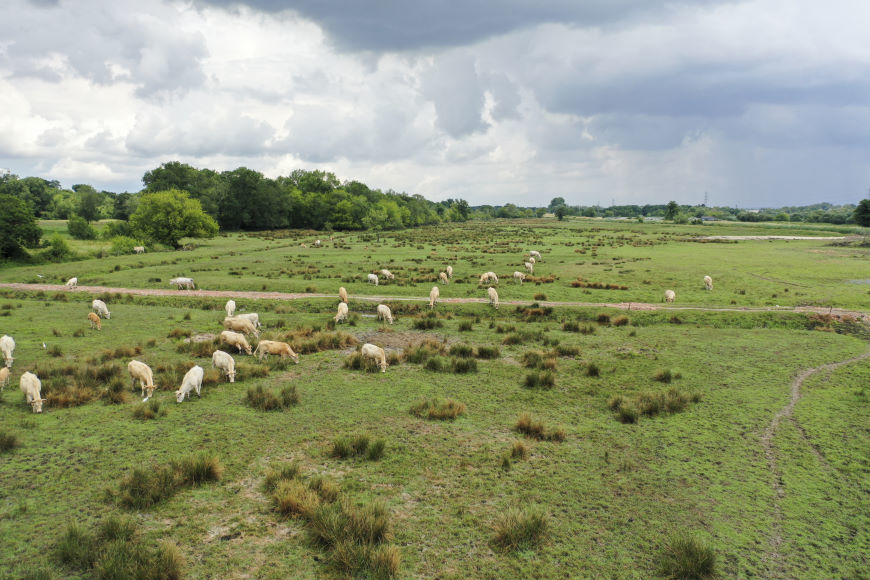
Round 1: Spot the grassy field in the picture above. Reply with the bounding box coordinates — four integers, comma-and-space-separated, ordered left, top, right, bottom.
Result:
0, 218, 867, 578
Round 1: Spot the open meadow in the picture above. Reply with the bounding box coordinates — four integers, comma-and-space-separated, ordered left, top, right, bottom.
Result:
0, 218, 868, 578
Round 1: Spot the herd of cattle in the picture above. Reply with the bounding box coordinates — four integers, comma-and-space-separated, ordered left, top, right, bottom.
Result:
3, 248, 706, 413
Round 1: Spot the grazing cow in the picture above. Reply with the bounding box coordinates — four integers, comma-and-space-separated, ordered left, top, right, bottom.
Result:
88, 312, 102, 330
212, 350, 236, 383
339, 287, 348, 304
127, 360, 156, 400
367, 273, 379, 286
133, 246, 145, 254
254, 340, 300, 364
92, 299, 110, 319
0, 367, 10, 390
529, 250, 542, 262
479, 271, 498, 285
361, 343, 387, 373
222, 316, 259, 338
334, 302, 349, 323
1, 335, 15, 368
220, 330, 252, 355
488, 287, 499, 309
65, 277, 78, 289
439, 272, 449, 284
380, 269, 395, 280
524, 261, 534, 274
20, 372, 46, 413
429, 286, 439, 309
169, 277, 195, 290
703, 276, 713, 291
513, 271, 525, 284
175, 365, 204, 403
664, 290, 676, 303
376, 304, 393, 325
235, 312, 261, 329
446, 265, 453, 279
225, 300, 236, 318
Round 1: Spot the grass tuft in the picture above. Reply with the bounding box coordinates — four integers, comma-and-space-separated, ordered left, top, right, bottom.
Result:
657, 532, 717, 579
245, 385, 299, 411
0, 430, 21, 453
409, 397, 466, 420
492, 506, 549, 551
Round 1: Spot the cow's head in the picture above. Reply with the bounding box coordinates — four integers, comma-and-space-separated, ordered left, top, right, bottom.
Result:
144, 384, 156, 399
174, 389, 186, 403
30, 397, 47, 413
227, 369, 235, 383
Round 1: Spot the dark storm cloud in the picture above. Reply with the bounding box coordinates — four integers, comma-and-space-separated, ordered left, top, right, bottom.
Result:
197, 0, 738, 51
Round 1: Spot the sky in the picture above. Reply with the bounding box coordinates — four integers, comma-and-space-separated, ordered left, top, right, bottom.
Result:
1, 0, 868, 208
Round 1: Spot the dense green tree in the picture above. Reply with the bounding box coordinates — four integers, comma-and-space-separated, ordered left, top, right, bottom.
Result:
665, 201, 679, 220
548, 197, 566, 212
853, 199, 870, 227
554, 205, 567, 220
0, 194, 41, 258
73, 184, 103, 222
67, 215, 97, 240
143, 161, 222, 215
130, 189, 218, 248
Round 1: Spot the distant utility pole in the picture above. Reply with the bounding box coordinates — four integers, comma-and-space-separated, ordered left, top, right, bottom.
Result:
704, 191, 708, 207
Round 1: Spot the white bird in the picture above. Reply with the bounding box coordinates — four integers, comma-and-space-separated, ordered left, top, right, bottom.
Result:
42, 342, 47, 349
36, 274, 44, 278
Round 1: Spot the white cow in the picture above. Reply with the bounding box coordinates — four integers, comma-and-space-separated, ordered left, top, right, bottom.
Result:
380, 269, 395, 280
254, 340, 300, 364
488, 287, 499, 309
0, 367, 10, 390
376, 304, 393, 325
169, 277, 195, 290
225, 300, 236, 318
479, 272, 498, 285
65, 277, 78, 289
0, 335, 14, 368
446, 265, 453, 279
92, 299, 110, 319
529, 250, 542, 262
20, 371, 46, 413
127, 360, 156, 400
334, 302, 349, 323
361, 343, 387, 373
175, 365, 204, 403
223, 316, 259, 337
367, 273, 379, 286
513, 271, 526, 284
664, 289, 676, 303
212, 350, 236, 383
339, 287, 348, 304
220, 330, 252, 355
133, 246, 145, 254
439, 272, 449, 285
524, 261, 534, 274
429, 286, 439, 309
235, 312, 261, 329
704, 276, 713, 291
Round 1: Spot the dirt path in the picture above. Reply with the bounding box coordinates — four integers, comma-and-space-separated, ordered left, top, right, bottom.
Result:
700, 235, 847, 240
760, 348, 870, 577
0, 283, 867, 320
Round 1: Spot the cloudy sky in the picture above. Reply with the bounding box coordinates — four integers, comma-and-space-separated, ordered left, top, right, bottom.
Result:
1, 0, 868, 207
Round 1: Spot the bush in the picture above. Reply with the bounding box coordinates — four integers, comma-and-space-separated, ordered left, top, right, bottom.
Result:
612, 315, 630, 326
657, 532, 717, 579
451, 358, 477, 373
524, 371, 555, 389
409, 397, 466, 420
67, 215, 97, 240
109, 236, 140, 256
245, 385, 299, 411
114, 454, 222, 509
514, 413, 566, 441
492, 506, 549, 551
449, 343, 474, 358
474, 345, 500, 359
42, 235, 74, 262
332, 435, 384, 461
0, 430, 21, 452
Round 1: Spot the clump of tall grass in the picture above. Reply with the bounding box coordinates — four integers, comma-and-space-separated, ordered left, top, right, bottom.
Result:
458, 321, 474, 332
451, 358, 477, 373
331, 434, 385, 461
57, 517, 185, 579
449, 343, 474, 358
474, 345, 500, 359
409, 397, 466, 420
562, 321, 580, 332
403, 339, 447, 363
343, 351, 382, 373
0, 430, 21, 453
656, 532, 717, 579
609, 388, 701, 423
244, 385, 299, 411
112, 454, 223, 509
514, 413, 566, 441
523, 371, 556, 389
654, 368, 682, 383
612, 315, 630, 326
585, 362, 600, 377
492, 506, 549, 551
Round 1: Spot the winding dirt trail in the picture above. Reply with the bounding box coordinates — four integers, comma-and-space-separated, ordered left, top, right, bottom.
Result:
760, 348, 870, 576
0, 283, 867, 320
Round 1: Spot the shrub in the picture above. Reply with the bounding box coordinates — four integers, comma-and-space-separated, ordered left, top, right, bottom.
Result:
524, 371, 555, 389
67, 215, 97, 240
514, 413, 566, 441
449, 343, 474, 358
657, 532, 717, 579
0, 430, 21, 453
458, 321, 474, 332
108, 236, 140, 256
612, 315, 630, 326
451, 358, 477, 374
245, 385, 299, 411
331, 434, 383, 461
409, 397, 466, 420
492, 506, 549, 551
114, 454, 222, 509
475, 345, 500, 359
586, 362, 600, 377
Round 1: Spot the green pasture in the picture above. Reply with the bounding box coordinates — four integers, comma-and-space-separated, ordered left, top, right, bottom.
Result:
0, 219, 868, 578
3, 218, 868, 310
0, 288, 867, 578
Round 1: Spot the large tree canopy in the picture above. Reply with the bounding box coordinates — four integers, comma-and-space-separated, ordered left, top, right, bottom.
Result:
130, 189, 218, 248
0, 194, 42, 258
853, 199, 870, 227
